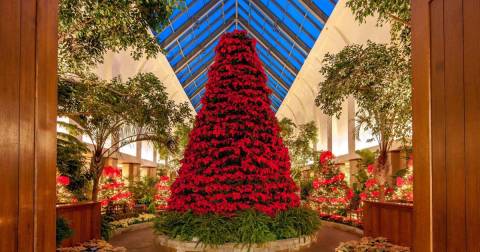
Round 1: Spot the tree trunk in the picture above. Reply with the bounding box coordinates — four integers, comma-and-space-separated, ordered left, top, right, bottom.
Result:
376, 146, 389, 202
90, 152, 106, 201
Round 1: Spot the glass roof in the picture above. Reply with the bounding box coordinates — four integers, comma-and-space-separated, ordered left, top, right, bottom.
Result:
154, 0, 338, 112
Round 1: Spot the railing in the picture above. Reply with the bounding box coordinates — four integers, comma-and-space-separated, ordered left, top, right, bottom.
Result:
56, 201, 101, 247
363, 201, 413, 247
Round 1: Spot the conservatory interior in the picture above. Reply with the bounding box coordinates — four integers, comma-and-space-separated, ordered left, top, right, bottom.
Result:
1, 0, 479, 251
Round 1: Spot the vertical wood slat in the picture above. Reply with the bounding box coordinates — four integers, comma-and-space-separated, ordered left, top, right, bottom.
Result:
0, 0, 58, 251
411, 0, 432, 251
429, 1, 447, 251
362, 201, 413, 248
57, 202, 102, 247
463, 0, 480, 251
35, 0, 59, 251
443, 1, 466, 251
0, 0, 21, 251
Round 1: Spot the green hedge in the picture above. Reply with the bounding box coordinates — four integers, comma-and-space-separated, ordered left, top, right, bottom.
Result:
154, 207, 320, 247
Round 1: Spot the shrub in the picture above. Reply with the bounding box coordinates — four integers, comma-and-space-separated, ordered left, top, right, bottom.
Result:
56, 217, 74, 247
154, 208, 320, 247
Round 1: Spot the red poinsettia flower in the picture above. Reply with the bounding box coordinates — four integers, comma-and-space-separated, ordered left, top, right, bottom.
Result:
371, 191, 380, 198
360, 192, 367, 200
396, 176, 405, 187
367, 164, 375, 174
338, 172, 345, 181
312, 178, 320, 189
160, 175, 169, 182
56, 175, 70, 186
319, 151, 334, 164
103, 166, 122, 178
365, 178, 377, 188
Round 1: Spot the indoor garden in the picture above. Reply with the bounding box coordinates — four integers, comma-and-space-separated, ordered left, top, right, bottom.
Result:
52, 0, 413, 251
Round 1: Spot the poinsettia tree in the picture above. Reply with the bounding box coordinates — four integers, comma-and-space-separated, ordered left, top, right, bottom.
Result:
309, 151, 352, 217
155, 175, 171, 211
168, 30, 300, 216
99, 166, 132, 208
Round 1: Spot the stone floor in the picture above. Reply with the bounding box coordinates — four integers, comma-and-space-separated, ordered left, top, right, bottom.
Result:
110, 226, 360, 252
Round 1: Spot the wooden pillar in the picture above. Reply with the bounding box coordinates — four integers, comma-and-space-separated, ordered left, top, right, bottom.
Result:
0, 0, 58, 251
388, 150, 403, 183
348, 158, 361, 186
326, 116, 333, 151
124, 163, 141, 183
412, 0, 480, 250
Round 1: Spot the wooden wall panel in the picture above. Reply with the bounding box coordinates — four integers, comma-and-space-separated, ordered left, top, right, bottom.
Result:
0, 0, 58, 251
464, 0, 480, 250
57, 202, 102, 247
413, 0, 480, 251
363, 201, 413, 248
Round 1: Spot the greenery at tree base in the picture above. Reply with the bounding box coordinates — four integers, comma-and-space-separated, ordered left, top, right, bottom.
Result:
129, 176, 159, 213
154, 208, 320, 246
56, 217, 74, 247
56, 121, 91, 200
58, 73, 191, 201
346, 0, 411, 54
315, 41, 411, 182
278, 117, 318, 181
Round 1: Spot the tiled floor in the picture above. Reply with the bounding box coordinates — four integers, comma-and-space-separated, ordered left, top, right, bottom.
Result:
110, 225, 360, 252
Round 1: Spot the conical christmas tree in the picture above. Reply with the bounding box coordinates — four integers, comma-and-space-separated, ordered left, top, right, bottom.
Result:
168, 30, 300, 216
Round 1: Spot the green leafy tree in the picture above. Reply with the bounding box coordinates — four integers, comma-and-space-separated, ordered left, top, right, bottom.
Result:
58, 0, 182, 74
158, 121, 193, 173
56, 121, 90, 200
278, 118, 318, 181
346, 0, 411, 53
58, 73, 191, 201
315, 41, 411, 188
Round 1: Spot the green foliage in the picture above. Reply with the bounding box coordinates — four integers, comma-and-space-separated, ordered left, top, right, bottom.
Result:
129, 176, 159, 212
56, 121, 90, 200
300, 178, 314, 200
315, 41, 411, 171
158, 121, 193, 172
355, 149, 376, 167
56, 217, 74, 247
58, 72, 192, 200
101, 215, 114, 241
346, 0, 411, 53
278, 118, 318, 181
154, 208, 320, 247
58, 0, 183, 73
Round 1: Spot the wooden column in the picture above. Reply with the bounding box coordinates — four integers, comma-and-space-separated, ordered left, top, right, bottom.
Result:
0, 0, 58, 251
412, 0, 480, 250
348, 158, 361, 186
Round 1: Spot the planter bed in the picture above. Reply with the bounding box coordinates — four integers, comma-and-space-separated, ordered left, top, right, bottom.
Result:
155, 234, 317, 252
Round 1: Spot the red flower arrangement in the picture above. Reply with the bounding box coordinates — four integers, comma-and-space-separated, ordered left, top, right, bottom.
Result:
168, 31, 300, 216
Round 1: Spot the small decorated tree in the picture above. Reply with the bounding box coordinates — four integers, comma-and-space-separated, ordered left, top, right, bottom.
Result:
154, 175, 171, 211
309, 151, 352, 217
99, 166, 132, 208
